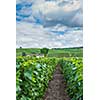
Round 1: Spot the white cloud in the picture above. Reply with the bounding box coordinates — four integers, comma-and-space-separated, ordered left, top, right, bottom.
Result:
16, 22, 82, 48
16, 0, 83, 48
16, 0, 82, 26
31, 0, 82, 27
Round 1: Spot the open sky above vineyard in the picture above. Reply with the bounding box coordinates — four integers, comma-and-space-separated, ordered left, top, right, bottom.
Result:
16, 0, 83, 48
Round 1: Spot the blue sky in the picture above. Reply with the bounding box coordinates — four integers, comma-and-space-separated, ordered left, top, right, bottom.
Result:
16, 0, 83, 48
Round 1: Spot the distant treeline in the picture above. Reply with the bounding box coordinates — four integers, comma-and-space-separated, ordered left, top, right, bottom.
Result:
52, 46, 83, 50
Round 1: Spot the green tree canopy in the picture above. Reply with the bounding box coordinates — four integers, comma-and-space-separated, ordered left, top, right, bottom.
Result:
40, 48, 49, 57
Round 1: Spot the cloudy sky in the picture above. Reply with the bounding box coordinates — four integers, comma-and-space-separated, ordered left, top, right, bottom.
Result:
16, 0, 83, 48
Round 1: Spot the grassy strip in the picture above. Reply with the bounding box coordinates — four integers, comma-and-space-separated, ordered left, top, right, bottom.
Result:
16, 48, 83, 57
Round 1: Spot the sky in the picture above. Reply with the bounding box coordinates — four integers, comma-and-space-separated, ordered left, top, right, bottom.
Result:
16, 0, 83, 48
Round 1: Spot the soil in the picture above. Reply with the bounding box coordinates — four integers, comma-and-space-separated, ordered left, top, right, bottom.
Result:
43, 65, 70, 100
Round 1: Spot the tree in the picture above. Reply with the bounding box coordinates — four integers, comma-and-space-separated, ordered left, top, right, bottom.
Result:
20, 46, 22, 49
22, 52, 26, 56
40, 48, 49, 57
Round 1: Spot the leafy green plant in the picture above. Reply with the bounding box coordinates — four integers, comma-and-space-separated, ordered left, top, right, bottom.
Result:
16, 56, 83, 100
59, 57, 83, 100
16, 56, 58, 100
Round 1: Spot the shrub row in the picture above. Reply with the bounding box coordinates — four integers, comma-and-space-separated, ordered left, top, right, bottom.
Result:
59, 57, 83, 100
16, 56, 58, 100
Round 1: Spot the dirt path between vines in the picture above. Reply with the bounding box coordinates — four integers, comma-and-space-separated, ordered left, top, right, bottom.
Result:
43, 65, 70, 100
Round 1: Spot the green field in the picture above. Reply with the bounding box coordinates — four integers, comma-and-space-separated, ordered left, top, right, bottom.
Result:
16, 56, 83, 100
16, 47, 83, 57
16, 47, 83, 99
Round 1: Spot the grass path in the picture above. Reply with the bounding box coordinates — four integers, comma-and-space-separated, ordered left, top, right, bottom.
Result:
43, 65, 70, 100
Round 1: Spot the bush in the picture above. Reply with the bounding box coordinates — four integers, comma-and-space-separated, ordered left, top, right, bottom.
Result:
22, 52, 26, 56
59, 57, 83, 100
16, 56, 58, 100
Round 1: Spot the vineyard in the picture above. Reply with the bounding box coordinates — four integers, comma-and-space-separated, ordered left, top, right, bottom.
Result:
59, 57, 83, 100
16, 56, 83, 100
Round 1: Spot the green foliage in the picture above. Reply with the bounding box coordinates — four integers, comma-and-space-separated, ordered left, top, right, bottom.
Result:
16, 48, 40, 56
16, 48, 83, 57
59, 57, 83, 100
40, 48, 49, 57
16, 55, 83, 100
22, 52, 26, 56
16, 56, 58, 100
